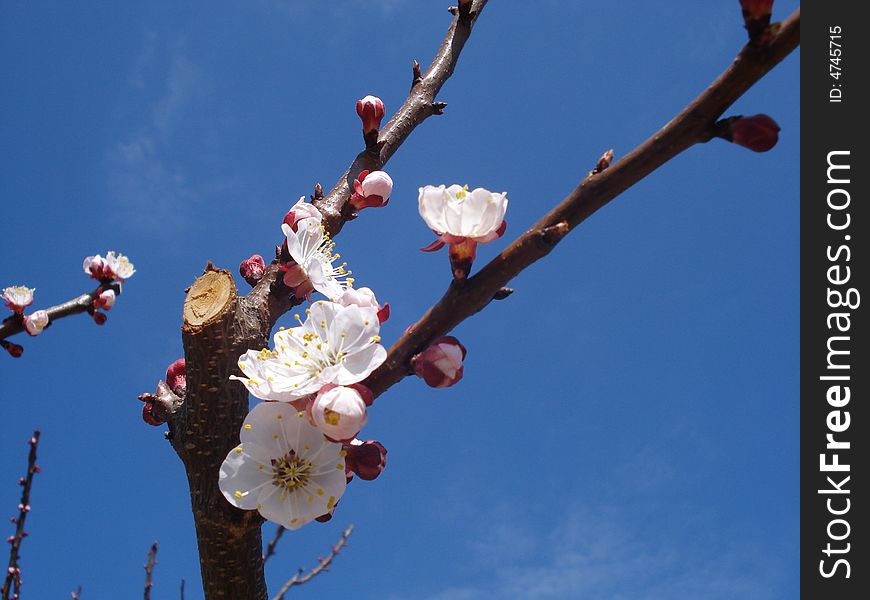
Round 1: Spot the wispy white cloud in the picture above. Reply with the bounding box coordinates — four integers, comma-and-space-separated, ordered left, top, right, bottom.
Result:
408, 501, 786, 600
105, 34, 239, 233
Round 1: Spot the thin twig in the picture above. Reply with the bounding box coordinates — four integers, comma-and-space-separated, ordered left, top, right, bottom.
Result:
180, 578, 185, 600
1, 431, 40, 600
144, 541, 158, 600
363, 9, 801, 399
0, 281, 122, 342
263, 525, 286, 563
270, 525, 354, 599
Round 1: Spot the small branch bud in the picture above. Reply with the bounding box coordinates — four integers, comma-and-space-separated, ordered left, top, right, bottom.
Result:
431, 101, 447, 115
591, 149, 615, 175
411, 60, 422, 90
541, 221, 570, 245
493, 287, 514, 300
311, 183, 324, 202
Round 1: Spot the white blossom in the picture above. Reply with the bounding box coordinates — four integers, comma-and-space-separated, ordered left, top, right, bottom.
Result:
232, 301, 386, 401
105, 251, 136, 280
219, 401, 347, 530
282, 218, 353, 300
418, 184, 508, 241
3, 286, 35, 313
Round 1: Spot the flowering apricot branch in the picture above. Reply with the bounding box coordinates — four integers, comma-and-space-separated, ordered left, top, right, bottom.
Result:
2, 431, 40, 600
362, 8, 801, 399
270, 524, 354, 600
1, 251, 134, 355
246, 0, 490, 329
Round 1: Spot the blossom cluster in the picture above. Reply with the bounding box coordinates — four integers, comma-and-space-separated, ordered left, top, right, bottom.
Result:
2, 252, 134, 357
219, 97, 504, 531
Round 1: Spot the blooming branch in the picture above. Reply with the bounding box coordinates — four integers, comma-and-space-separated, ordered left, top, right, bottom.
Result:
362, 8, 801, 400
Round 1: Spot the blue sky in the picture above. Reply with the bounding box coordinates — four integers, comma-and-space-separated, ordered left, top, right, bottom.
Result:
1, 1, 799, 598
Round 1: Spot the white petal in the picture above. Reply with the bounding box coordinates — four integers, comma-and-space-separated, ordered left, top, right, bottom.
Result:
219, 442, 274, 510
418, 185, 449, 232
240, 401, 299, 456
337, 343, 386, 385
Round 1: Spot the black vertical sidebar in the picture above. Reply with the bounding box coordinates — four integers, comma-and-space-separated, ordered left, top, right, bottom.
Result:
801, 2, 867, 598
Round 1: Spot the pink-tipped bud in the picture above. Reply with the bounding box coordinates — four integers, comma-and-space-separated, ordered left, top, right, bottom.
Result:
412, 336, 467, 388
312, 385, 368, 442
239, 254, 266, 286
1, 340, 24, 358
718, 114, 780, 152
350, 170, 393, 211
165, 358, 187, 394
141, 401, 162, 426
343, 439, 387, 481
356, 95, 385, 136
92, 312, 107, 325
94, 289, 116, 311
337, 287, 389, 323
282, 198, 322, 232
82, 255, 110, 280
23, 310, 49, 336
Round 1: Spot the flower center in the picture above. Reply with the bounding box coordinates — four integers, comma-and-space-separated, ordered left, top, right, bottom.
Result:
271, 451, 313, 490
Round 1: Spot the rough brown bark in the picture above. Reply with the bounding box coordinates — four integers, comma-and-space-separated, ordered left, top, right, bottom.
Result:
173, 266, 270, 599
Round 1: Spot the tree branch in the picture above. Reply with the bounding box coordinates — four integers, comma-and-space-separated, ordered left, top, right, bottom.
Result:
270, 525, 354, 600
168, 5, 491, 598
364, 9, 801, 399
247, 0, 490, 330
0, 282, 122, 342
263, 525, 286, 564
1, 431, 40, 600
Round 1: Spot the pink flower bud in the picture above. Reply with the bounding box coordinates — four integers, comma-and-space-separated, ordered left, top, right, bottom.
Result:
165, 358, 187, 393
23, 310, 49, 336
239, 254, 266, 286
337, 287, 389, 323
723, 114, 780, 152
82, 255, 109, 280
141, 401, 163, 426
92, 312, 108, 325
343, 439, 387, 481
282, 198, 322, 232
350, 170, 393, 211
94, 289, 116, 311
412, 336, 467, 388
311, 385, 368, 442
356, 95, 385, 135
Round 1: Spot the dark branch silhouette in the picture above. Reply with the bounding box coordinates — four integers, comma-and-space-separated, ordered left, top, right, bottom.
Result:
270, 525, 354, 600
2, 431, 40, 600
